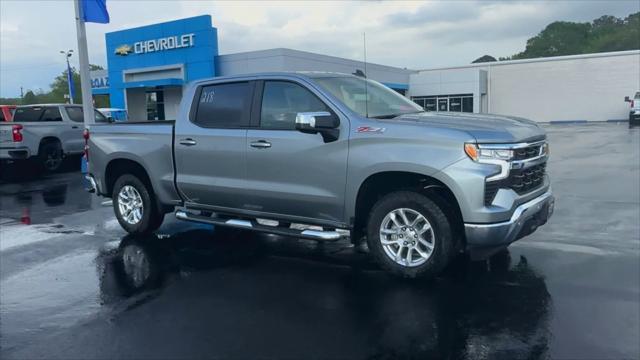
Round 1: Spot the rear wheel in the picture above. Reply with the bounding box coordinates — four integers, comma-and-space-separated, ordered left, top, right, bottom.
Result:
39, 141, 63, 172
366, 191, 454, 278
112, 174, 164, 234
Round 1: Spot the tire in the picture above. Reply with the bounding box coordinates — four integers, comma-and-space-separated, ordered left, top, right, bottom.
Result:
39, 141, 63, 172
366, 191, 454, 278
112, 174, 164, 234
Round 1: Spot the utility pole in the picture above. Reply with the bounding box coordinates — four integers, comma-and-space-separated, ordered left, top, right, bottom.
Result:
60, 50, 75, 104
73, 0, 95, 125
20, 87, 24, 104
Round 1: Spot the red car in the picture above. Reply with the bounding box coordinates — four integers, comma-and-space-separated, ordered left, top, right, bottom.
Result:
0, 105, 16, 122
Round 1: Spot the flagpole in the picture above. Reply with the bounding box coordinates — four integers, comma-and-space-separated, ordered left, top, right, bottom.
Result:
73, 0, 95, 125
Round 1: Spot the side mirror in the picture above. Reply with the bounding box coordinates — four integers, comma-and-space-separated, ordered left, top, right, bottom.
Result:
625, 96, 631, 102
295, 111, 340, 142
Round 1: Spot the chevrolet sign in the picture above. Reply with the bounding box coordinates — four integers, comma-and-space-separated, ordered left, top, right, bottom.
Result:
114, 33, 196, 56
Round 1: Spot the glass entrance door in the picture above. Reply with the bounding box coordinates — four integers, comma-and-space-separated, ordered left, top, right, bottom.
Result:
146, 90, 165, 121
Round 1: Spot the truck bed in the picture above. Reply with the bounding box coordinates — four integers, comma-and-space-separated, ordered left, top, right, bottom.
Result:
87, 121, 180, 204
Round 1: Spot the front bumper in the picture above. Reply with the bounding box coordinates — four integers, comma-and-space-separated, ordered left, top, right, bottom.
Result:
0, 146, 31, 160
464, 189, 554, 256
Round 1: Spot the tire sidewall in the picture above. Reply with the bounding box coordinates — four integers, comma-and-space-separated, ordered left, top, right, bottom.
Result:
39, 142, 63, 172
113, 175, 157, 234
366, 191, 453, 278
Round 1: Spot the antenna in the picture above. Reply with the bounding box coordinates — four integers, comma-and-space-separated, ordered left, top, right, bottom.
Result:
363, 32, 369, 118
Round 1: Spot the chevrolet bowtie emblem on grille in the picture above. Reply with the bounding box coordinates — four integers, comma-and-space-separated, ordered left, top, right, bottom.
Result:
114, 44, 133, 56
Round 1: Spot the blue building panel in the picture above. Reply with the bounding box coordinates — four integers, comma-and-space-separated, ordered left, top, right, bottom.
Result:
102, 15, 218, 109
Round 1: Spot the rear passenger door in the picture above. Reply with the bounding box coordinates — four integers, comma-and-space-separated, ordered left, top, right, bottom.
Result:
174, 81, 254, 208
244, 80, 349, 224
58, 107, 84, 153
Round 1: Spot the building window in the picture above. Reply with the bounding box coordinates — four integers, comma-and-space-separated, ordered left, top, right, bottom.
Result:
412, 94, 474, 113
146, 90, 165, 121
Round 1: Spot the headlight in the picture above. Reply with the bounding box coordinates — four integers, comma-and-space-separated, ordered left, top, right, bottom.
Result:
464, 143, 514, 162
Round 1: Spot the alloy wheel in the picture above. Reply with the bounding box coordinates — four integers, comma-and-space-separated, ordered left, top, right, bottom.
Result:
379, 208, 435, 267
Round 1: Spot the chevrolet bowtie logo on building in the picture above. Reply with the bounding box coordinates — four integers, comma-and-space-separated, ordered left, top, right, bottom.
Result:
114, 44, 133, 56
114, 33, 195, 57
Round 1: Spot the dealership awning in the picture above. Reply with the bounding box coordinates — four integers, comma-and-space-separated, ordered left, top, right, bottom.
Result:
122, 78, 184, 88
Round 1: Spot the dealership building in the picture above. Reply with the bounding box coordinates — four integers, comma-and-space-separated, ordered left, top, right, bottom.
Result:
91, 15, 640, 123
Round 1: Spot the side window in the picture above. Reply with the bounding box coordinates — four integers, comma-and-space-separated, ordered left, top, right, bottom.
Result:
0, 110, 4, 122
41, 107, 63, 122
194, 82, 252, 128
260, 81, 330, 130
67, 107, 110, 123
66, 107, 84, 122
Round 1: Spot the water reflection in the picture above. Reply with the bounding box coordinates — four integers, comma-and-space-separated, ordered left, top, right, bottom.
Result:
96, 230, 551, 359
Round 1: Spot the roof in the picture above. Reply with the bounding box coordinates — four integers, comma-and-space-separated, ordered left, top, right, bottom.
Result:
15, 103, 80, 108
190, 71, 360, 86
417, 49, 640, 72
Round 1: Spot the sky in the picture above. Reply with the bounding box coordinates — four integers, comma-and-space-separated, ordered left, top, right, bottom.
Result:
0, 0, 638, 98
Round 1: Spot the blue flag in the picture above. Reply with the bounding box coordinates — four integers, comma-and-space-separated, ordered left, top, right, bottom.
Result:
82, 0, 109, 24
67, 62, 76, 101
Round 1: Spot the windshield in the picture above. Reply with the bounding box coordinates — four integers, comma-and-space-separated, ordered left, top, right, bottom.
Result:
313, 76, 423, 118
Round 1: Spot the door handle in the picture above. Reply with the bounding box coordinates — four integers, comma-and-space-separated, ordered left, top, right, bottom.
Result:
250, 140, 271, 149
179, 138, 197, 146
71, 126, 79, 129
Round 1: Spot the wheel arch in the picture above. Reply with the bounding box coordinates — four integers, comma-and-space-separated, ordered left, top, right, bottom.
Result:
105, 158, 154, 199
351, 171, 465, 249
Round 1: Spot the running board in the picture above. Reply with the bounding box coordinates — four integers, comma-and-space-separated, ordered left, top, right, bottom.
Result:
175, 210, 343, 241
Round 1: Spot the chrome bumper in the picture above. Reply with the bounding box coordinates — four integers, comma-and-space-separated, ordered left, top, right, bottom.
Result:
464, 189, 554, 249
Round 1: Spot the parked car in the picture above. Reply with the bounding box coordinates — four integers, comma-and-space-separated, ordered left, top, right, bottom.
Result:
626, 91, 640, 125
85, 72, 554, 278
0, 105, 16, 122
0, 104, 108, 172
97, 108, 128, 122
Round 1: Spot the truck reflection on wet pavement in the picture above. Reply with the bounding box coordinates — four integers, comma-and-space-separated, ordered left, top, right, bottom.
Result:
1, 124, 639, 359
91, 230, 551, 360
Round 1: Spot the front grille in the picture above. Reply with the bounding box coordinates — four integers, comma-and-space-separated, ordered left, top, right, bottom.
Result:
508, 163, 546, 194
513, 144, 542, 160
484, 162, 547, 205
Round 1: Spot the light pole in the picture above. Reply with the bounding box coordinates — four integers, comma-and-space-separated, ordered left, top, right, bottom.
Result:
60, 50, 75, 104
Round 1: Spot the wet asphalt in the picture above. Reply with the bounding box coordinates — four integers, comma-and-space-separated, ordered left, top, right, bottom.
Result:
0, 123, 638, 360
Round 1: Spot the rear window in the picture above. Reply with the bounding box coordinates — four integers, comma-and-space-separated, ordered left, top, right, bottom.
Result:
66, 107, 109, 123
194, 82, 252, 128
13, 107, 47, 122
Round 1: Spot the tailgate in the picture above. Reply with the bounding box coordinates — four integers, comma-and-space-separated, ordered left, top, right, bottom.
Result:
0, 124, 14, 144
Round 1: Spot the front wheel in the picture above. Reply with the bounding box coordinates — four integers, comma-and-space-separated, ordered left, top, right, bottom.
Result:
366, 191, 454, 278
112, 174, 164, 234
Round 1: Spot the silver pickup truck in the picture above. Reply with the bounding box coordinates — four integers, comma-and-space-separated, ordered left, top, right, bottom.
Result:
0, 104, 108, 171
86, 72, 554, 277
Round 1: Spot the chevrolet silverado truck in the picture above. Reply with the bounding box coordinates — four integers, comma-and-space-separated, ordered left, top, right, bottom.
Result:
0, 104, 108, 171
86, 72, 554, 277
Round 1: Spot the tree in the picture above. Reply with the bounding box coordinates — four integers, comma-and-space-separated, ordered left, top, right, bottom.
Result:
50, 64, 104, 104
472, 55, 497, 63
23, 90, 37, 105
503, 11, 639, 60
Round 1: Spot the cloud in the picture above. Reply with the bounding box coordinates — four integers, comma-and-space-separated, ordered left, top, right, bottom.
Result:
1, 0, 638, 97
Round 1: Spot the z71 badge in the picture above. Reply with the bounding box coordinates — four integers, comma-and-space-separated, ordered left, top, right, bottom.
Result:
356, 126, 386, 133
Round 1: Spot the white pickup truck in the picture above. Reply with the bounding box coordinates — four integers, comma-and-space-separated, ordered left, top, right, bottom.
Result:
0, 104, 108, 171
627, 91, 640, 125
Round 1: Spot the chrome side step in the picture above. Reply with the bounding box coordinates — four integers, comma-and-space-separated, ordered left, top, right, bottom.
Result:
175, 210, 343, 241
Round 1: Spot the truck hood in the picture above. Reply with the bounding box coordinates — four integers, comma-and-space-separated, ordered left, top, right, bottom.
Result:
388, 112, 546, 143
